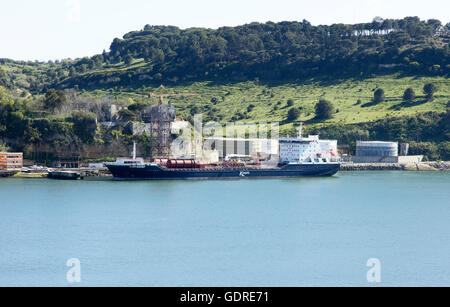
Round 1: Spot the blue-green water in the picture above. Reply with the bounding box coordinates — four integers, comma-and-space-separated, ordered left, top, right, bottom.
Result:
0, 172, 449, 287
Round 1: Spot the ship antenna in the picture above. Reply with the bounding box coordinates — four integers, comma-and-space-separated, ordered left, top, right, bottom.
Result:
132, 141, 137, 160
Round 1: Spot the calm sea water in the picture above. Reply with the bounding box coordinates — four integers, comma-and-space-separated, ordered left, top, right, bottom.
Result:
0, 171, 449, 287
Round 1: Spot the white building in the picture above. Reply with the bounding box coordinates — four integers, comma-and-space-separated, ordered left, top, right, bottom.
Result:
203, 137, 279, 159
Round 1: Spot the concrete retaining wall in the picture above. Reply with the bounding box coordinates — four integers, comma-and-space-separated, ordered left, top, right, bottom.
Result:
351, 155, 423, 164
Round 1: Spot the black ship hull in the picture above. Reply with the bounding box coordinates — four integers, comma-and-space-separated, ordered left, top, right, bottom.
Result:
106, 163, 340, 180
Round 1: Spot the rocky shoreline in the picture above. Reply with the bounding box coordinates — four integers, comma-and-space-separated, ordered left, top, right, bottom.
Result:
341, 162, 450, 171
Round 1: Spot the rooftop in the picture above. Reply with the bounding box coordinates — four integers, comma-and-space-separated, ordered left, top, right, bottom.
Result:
356, 141, 398, 145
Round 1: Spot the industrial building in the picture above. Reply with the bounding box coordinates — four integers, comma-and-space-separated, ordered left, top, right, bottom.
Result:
353, 141, 423, 163
356, 141, 398, 157
0, 152, 23, 171
203, 137, 279, 159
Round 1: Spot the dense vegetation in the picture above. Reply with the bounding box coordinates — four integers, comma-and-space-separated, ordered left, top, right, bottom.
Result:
0, 17, 449, 93
0, 17, 449, 161
0, 86, 135, 161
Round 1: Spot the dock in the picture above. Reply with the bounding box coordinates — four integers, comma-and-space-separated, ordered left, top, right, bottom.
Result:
0, 170, 19, 178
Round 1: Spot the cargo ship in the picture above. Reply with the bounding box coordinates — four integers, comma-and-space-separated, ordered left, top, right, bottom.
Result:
105, 133, 340, 180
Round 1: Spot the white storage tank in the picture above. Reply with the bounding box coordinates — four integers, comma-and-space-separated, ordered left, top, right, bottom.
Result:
356, 141, 398, 157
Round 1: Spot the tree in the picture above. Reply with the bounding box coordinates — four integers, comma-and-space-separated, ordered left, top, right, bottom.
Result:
423, 83, 438, 100
118, 109, 136, 121
79, 64, 87, 73
0, 86, 12, 104
24, 126, 41, 144
128, 102, 147, 113
315, 99, 334, 120
287, 108, 301, 121
373, 88, 385, 104
287, 99, 294, 107
152, 49, 165, 64
0, 69, 10, 88
69, 66, 76, 76
0, 139, 10, 151
3, 111, 26, 138
127, 103, 147, 120
124, 54, 134, 66
403, 88, 415, 102
44, 89, 66, 111
71, 111, 98, 143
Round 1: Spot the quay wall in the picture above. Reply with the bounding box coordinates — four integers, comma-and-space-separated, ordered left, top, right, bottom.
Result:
341, 162, 450, 171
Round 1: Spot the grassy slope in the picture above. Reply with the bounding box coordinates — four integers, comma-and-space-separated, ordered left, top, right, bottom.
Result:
2, 58, 449, 134
82, 74, 449, 133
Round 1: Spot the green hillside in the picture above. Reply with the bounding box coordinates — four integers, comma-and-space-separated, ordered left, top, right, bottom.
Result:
0, 17, 449, 161
81, 75, 448, 127
1, 17, 449, 93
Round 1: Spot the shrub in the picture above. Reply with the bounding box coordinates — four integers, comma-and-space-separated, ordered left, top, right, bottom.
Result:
403, 88, 415, 102
287, 108, 301, 121
70, 111, 98, 143
373, 88, 385, 104
0, 139, 10, 151
128, 102, 147, 112
44, 89, 66, 111
118, 109, 136, 121
315, 99, 334, 120
423, 83, 438, 100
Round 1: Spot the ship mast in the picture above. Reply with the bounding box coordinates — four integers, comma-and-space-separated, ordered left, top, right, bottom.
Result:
132, 142, 136, 160
297, 122, 304, 139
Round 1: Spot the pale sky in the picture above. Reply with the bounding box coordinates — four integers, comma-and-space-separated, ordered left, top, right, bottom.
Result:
1, 0, 449, 61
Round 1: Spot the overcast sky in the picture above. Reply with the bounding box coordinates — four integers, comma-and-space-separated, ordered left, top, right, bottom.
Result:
1, 0, 448, 61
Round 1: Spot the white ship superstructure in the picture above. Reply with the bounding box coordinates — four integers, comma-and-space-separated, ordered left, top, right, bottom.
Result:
279, 128, 339, 164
